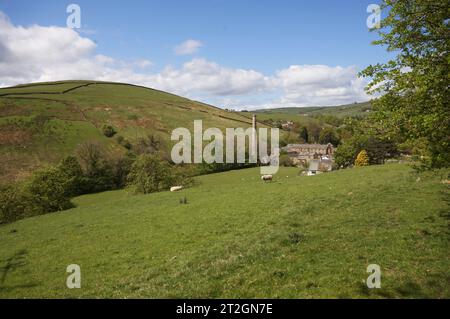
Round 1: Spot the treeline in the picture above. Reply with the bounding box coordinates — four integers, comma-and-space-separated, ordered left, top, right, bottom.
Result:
0, 129, 262, 224
0, 137, 192, 224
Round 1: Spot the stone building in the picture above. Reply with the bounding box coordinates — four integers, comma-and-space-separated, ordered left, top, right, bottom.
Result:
281, 143, 334, 167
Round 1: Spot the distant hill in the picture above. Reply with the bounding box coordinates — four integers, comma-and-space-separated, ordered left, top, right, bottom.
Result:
253, 101, 372, 121
0, 80, 261, 182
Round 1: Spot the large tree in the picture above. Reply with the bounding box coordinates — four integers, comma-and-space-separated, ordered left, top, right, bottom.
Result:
360, 0, 449, 168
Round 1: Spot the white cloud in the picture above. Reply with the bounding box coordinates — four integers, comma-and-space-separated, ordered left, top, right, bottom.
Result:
271, 65, 369, 107
0, 12, 369, 109
148, 59, 269, 97
174, 39, 203, 55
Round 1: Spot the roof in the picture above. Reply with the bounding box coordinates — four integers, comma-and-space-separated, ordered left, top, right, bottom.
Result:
282, 143, 333, 151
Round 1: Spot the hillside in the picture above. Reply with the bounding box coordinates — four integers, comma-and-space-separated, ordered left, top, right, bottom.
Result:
0, 164, 448, 298
0, 81, 259, 182
254, 101, 372, 122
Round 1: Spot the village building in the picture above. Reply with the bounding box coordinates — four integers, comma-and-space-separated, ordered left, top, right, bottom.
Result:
281, 121, 294, 130
281, 143, 335, 173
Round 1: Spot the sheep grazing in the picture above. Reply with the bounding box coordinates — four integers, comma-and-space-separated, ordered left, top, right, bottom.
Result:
170, 186, 183, 192
261, 175, 273, 182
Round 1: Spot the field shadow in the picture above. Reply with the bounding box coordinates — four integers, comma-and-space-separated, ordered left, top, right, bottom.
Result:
0, 249, 40, 292
438, 189, 450, 236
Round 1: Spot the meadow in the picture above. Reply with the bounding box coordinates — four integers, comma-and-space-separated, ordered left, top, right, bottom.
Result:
0, 164, 448, 298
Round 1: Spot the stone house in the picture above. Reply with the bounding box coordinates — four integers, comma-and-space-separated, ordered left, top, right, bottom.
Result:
281, 143, 334, 166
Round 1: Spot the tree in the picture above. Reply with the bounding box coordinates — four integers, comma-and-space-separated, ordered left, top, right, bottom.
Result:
334, 142, 357, 168
127, 154, 176, 194
299, 126, 309, 143
364, 137, 398, 164
307, 122, 321, 143
134, 134, 164, 155
319, 127, 340, 146
0, 185, 33, 224
26, 166, 74, 214
355, 150, 370, 167
57, 156, 85, 197
360, 0, 449, 168
75, 141, 116, 192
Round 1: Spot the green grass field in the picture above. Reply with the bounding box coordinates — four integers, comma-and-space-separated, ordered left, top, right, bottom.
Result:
0, 164, 448, 298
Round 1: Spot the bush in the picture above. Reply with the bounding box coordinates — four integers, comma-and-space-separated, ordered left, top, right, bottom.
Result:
0, 185, 33, 224
116, 135, 132, 150
112, 154, 135, 188
76, 141, 116, 193
334, 142, 357, 168
57, 156, 86, 197
355, 150, 370, 167
127, 154, 178, 194
26, 166, 74, 214
279, 154, 295, 167
319, 127, 340, 146
102, 124, 117, 137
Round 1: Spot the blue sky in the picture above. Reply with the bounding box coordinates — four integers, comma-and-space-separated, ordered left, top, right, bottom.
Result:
0, 0, 391, 109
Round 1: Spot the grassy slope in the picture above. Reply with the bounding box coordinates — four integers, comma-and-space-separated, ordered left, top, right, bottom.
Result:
254, 101, 372, 122
0, 164, 448, 298
0, 81, 259, 182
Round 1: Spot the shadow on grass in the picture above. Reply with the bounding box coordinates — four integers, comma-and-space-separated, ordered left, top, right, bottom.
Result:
0, 249, 40, 293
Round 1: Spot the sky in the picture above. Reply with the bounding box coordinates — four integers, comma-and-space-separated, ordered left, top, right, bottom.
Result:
0, 0, 391, 110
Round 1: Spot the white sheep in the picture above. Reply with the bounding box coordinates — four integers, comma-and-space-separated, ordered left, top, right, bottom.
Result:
261, 175, 273, 182
170, 186, 183, 192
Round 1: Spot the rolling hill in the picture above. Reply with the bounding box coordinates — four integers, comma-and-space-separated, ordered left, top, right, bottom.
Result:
253, 101, 372, 122
0, 164, 448, 298
0, 81, 261, 183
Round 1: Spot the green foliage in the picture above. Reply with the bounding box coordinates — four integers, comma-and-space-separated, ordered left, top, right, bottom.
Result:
116, 135, 132, 150
133, 134, 164, 155
279, 154, 295, 167
299, 126, 309, 143
101, 124, 117, 138
127, 154, 177, 194
75, 141, 116, 193
57, 156, 85, 197
318, 127, 340, 146
0, 185, 33, 224
364, 137, 398, 165
306, 122, 322, 143
360, 0, 449, 169
112, 154, 135, 189
26, 166, 74, 214
334, 142, 357, 168
335, 133, 399, 168
355, 150, 370, 167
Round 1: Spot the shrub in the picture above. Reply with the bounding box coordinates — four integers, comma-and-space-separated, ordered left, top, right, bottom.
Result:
116, 135, 132, 150
112, 154, 135, 188
0, 185, 33, 224
334, 142, 357, 168
279, 154, 295, 167
102, 124, 117, 137
127, 154, 177, 194
319, 127, 340, 146
133, 134, 164, 155
355, 150, 370, 167
76, 141, 117, 192
26, 166, 74, 214
57, 156, 86, 197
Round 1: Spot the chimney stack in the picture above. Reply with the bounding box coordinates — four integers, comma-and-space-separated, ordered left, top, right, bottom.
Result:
251, 114, 257, 161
